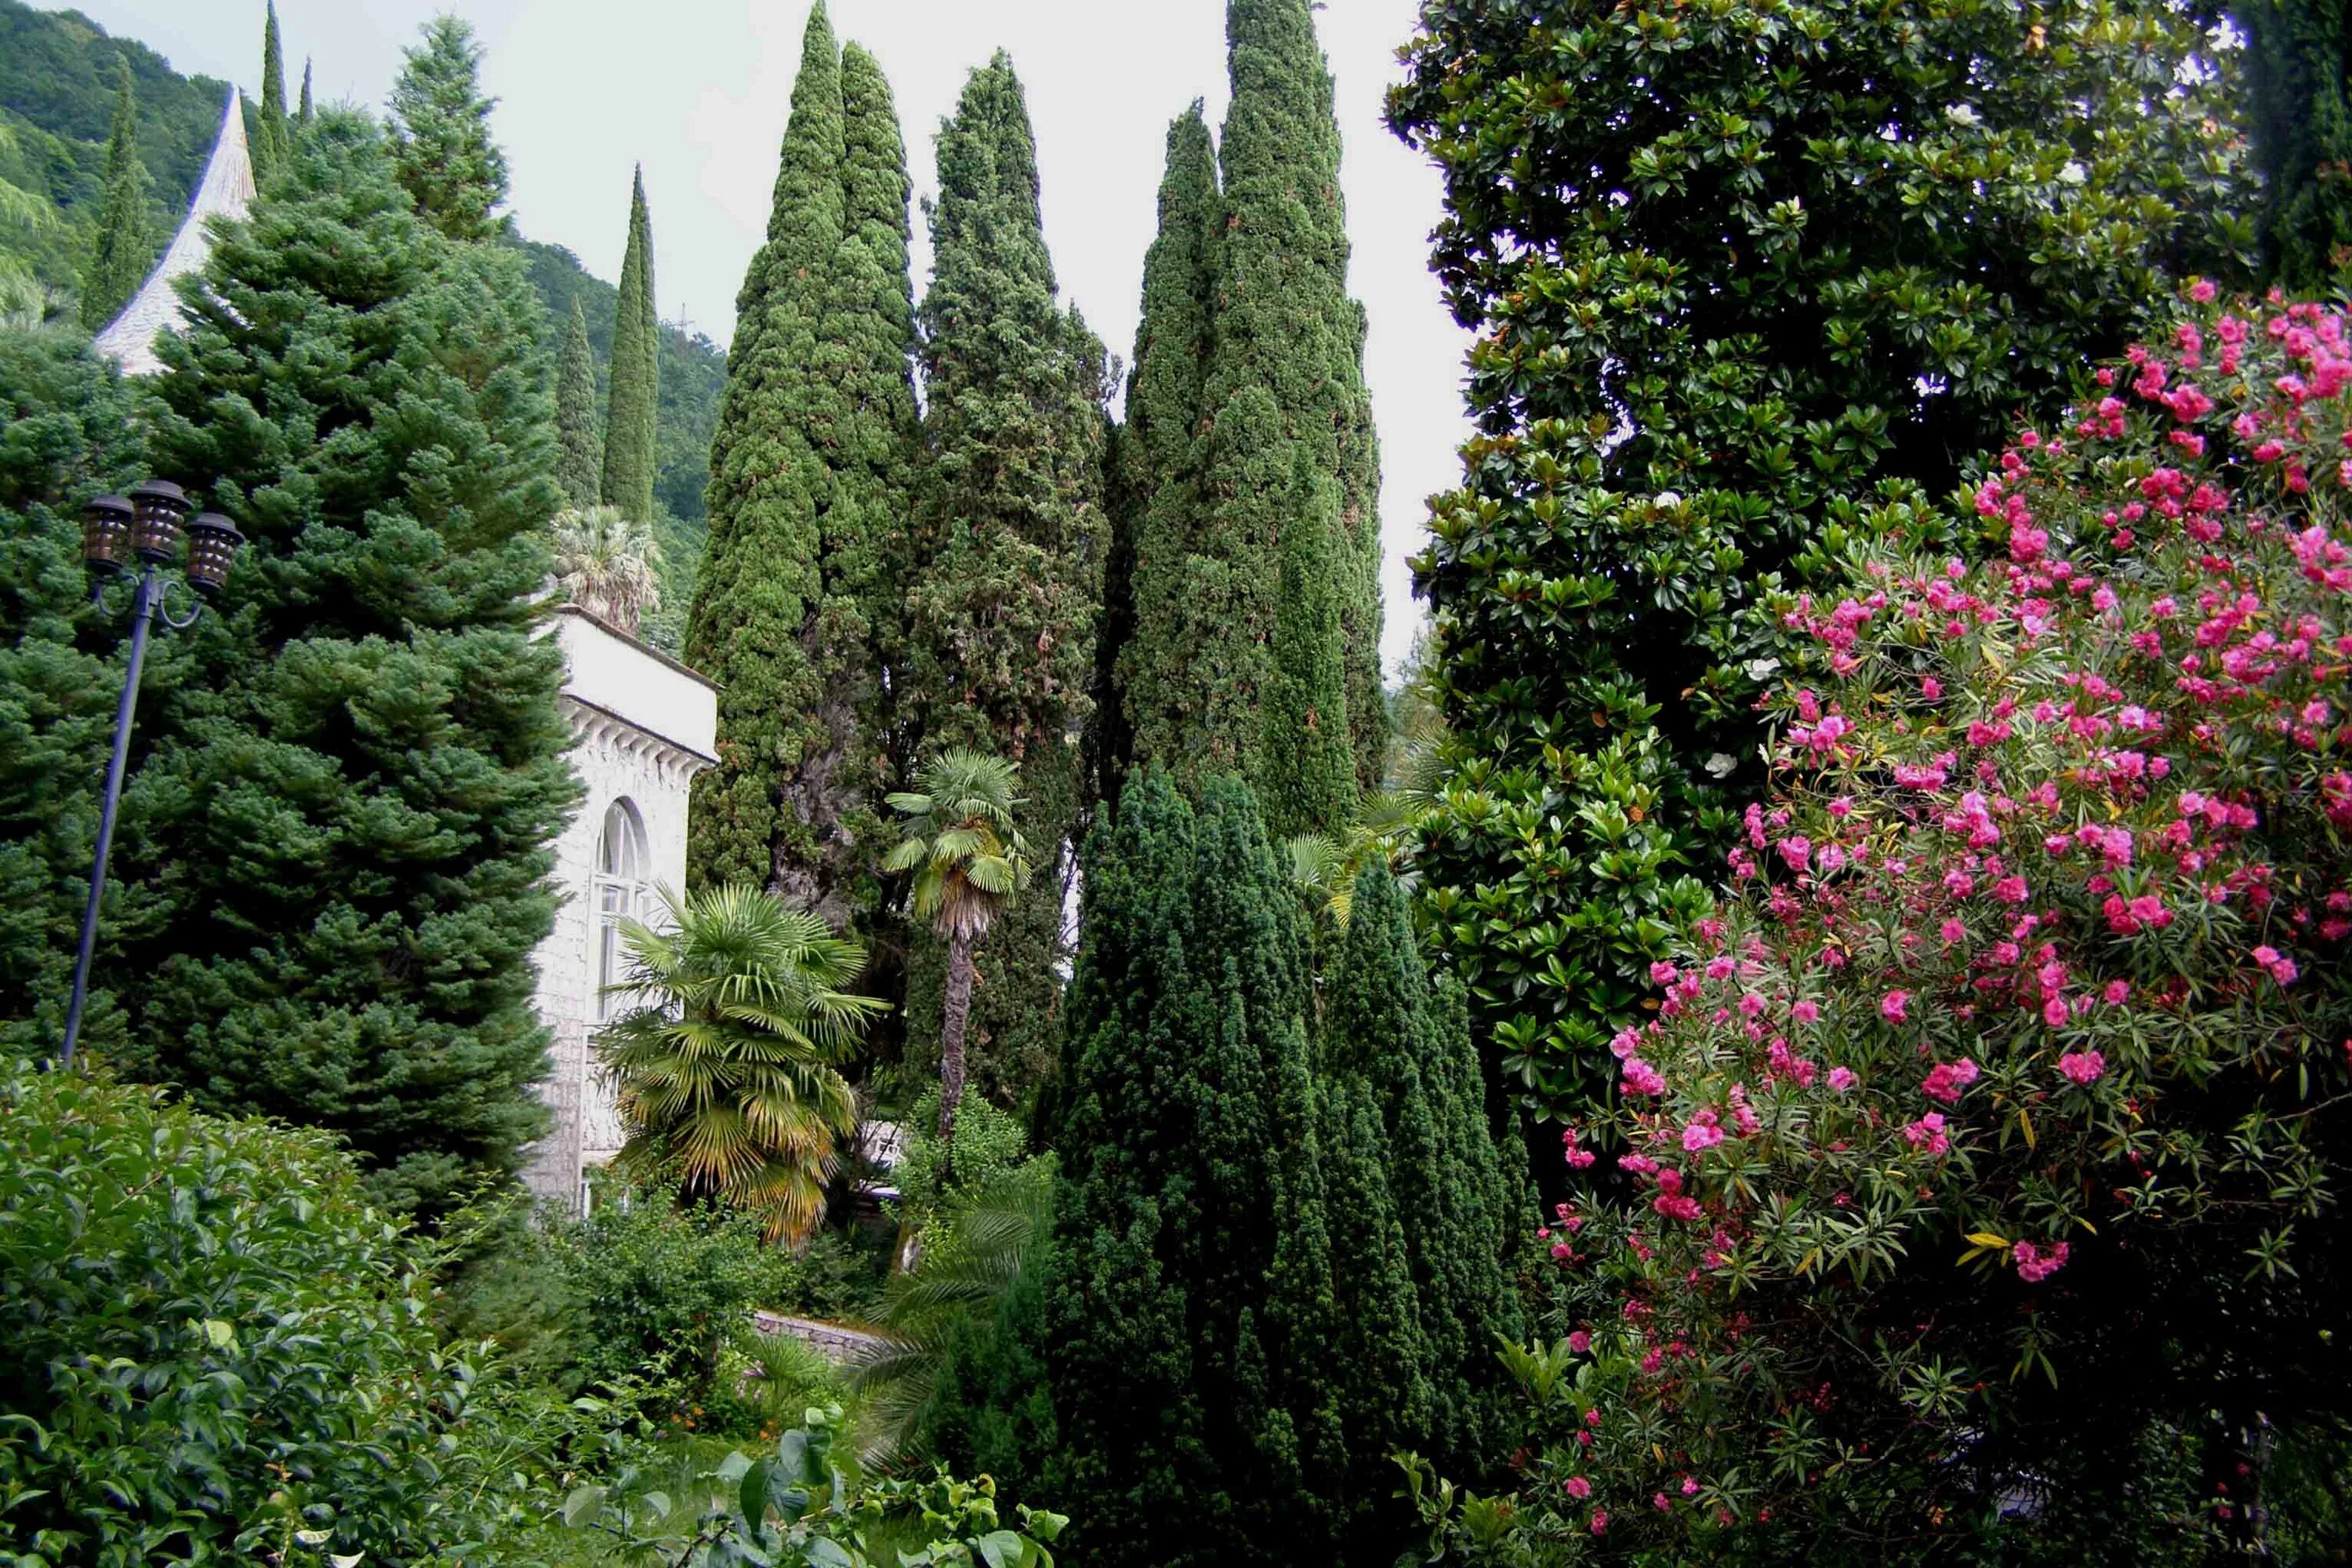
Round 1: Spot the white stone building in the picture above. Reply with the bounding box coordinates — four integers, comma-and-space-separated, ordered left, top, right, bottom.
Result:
519, 607, 718, 1211
97, 84, 724, 1215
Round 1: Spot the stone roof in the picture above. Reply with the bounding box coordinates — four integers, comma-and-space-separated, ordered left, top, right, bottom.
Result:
93, 86, 253, 377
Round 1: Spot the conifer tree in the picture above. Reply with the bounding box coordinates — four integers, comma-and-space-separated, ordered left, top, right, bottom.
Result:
1116, 0, 1385, 829
255, 0, 289, 181
1325, 862, 1523, 1475
555, 295, 604, 509
388, 16, 509, 242
78, 59, 151, 332
298, 57, 313, 123
1097, 104, 1215, 801
688, 3, 918, 931
1259, 448, 1356, 839
1048, 774, 1338, 1567
902, 54, 1107, 1098
2241, 0, 2352, 286
119, 112, 575, 1217
0, 333, 148, 1057
600, 166, 659, 523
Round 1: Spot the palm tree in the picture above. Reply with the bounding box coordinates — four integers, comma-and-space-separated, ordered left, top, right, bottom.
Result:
552, 503, 663, 635
596, 883, 885, 1244
884, 750, 1031, 1144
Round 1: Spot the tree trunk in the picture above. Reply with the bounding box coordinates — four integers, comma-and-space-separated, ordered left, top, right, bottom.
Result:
939, 931, 975, 1144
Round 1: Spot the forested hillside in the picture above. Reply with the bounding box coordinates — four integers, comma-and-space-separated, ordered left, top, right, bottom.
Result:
0, 1, 230, 314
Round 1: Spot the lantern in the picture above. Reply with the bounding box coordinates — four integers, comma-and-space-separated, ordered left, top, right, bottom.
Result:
81, 495, 135, 574
126, 479, 191, 564
183, 512, 245, 597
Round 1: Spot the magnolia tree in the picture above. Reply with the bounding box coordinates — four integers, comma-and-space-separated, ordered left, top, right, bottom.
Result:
1411, 292, 2352, 1563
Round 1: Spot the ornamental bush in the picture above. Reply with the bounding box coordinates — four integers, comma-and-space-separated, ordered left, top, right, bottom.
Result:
0, 1062, 548, 1565
1387, 0, 2256, 1119
1410, 291, 2352, 1563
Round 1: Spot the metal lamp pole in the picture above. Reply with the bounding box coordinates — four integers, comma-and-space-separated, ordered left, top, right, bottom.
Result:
59, 481, 244, 1069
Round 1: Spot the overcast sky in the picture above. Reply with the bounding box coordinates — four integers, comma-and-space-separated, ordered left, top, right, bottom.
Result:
47, 0, 1470, 676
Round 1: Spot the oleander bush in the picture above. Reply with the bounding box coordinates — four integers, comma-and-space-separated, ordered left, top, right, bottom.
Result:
1406, 289, 2352, 1563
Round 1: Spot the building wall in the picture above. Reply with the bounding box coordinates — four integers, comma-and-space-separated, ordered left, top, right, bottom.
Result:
520, 611, 716, 1211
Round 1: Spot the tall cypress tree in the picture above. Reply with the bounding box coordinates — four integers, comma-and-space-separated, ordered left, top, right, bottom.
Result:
298, 57, 313, 124
902, 54, 1108, 1099
78, 59, 151, 332
119, 111, 575, 1218
2241, 0, 2352, 286
255, 0, 289, 181
555, 295, 604, 509
388, 16, 510, 243
1048, 774, 1338, 1568
1259, 447, 1356, 838
688, 6, 917, 927
1115, 0, 1385, 830
1097, 105, 1215, 803
601, 166, 659, 523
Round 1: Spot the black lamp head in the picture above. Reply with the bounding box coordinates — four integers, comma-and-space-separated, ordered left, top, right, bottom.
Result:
125, 479, 192, 564
183, 513, 245, 597
80, 495, 136, 574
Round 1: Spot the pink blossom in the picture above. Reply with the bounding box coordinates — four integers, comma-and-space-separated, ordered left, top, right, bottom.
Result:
1682, 1112, 1727, 1153
2103, 978, 2130, 1005
1792, 1000, 1820, 1025
2059, 1051, 2106, 1085
1903, 1112, 1952, 1156
1590, 1510, 1609, 1536
1568, 1330, 1592, 1354
1881, 990, 1911, 1023
1650, 960, 1680, 985
1565, 1476, 1592, 1499
2190, 278, 2217, 303
2013, 1240, 2071, 1283
1828, 1066, 1859, 1091
1921, 1058, 1980, 1104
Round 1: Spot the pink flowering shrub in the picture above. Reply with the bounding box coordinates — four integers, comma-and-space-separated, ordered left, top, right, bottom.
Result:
1424, 292, 2352, 1560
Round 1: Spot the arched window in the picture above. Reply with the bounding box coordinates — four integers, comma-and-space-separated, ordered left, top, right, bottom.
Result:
593, 798, 652, 1022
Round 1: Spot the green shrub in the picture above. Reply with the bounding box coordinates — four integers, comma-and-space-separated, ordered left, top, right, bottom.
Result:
0, 1062, 543, 1565
538, 1188, 793, 1414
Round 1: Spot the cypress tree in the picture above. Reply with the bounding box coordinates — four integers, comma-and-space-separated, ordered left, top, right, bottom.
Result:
1097, 104, 1215, 803
1259, 447, 1356, 839
298, 57, 313, 124
118, 111, 575, 1217
1324, 862, 1523, 1476
255, 0, 289, 181
2241, 0, 2352, 286
902, 53, 1108, 1100
388, 16, 510, 242
600, 166, 659, 523
1048, 773, 1339, 1567
1120, 0, 1385, 829
555, 295, 603, 509
688, 3, 850, 920
78, 58, 151, 332
688, 5, 917, 929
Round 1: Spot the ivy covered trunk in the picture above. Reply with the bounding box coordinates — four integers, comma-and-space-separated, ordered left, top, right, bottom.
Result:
938, 929, 974, 1142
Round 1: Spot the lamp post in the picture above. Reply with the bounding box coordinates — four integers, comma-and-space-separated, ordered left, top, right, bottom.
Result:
60, 480, 244, 1068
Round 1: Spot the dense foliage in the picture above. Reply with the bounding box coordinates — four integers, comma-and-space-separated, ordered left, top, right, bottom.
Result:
2241, 0, 2352, 286
1106, 0, 1385, 834
111, 112, 575, 1216
0, 332, 145, 1057
0, 1064, 547, 1565
1043, 774, 1523, 1566
1410, 292, 2352, 1563
688, 1, 919, 930
900, 56, 1107, 1103
1388, 0, 2259, 1118
601, 165, 659, 527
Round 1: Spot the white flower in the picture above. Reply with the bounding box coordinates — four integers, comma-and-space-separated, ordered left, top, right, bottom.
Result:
1945, 103, 1981, 127
2058, 161, 2087, 185
1653, 489, 1683, 509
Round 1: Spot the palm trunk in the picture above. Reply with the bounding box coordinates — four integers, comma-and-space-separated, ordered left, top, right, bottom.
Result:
939, 930, 975, 1143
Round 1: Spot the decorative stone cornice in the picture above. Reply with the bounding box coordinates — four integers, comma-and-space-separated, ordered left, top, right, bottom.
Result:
561, 693, 717, 786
